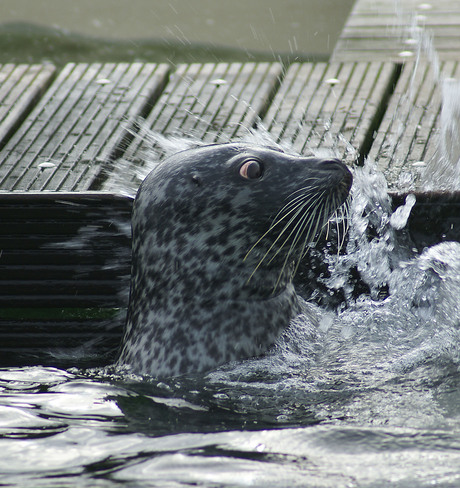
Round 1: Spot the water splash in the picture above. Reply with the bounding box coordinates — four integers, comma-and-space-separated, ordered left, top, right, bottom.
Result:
423, 78, 460, 190
390, 3, 460, 191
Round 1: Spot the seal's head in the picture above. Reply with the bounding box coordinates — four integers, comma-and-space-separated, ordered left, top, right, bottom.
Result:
118, 143, 352, 377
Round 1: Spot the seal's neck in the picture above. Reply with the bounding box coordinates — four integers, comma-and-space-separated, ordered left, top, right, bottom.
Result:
118, 247, 301, 377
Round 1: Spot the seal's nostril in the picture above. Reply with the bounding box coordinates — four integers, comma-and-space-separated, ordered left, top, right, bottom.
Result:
318, 159, 353, 192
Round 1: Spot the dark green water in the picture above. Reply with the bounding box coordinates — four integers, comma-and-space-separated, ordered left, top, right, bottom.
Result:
1, 0, 354, 66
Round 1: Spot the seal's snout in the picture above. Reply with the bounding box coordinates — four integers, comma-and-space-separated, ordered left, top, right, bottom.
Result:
318, 158, 353, 193
319, 158, 349, 176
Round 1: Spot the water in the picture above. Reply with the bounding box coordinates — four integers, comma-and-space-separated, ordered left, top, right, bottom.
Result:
423, 77, 460, 190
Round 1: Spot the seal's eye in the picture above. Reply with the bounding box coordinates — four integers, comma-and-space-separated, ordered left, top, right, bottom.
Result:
239, 160, 263, 180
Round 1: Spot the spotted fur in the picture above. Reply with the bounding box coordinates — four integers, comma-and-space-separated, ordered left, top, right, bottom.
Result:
117, 143, 352, 377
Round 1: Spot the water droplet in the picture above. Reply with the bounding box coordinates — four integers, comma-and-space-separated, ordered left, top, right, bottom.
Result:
405, 38, 418, 46
418, 3, 432, 10
255, 443, 266, 453
213, 392, 229, 400
390, 193, 416, 230
95, 78, 111, 85
325, 78, 340, 86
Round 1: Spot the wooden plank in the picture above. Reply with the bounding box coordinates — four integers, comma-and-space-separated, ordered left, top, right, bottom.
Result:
0, 64, 55, 149
135, 62, 281, 142
103, 62, 282, 190
368, 60, 460, 190
333, 0, 460, 62
0, 192, 132, 306
264, 62, 400, 164
0, 63, 170, 191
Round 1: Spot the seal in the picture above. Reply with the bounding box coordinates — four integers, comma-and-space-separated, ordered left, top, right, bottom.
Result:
117, 143, 352, 377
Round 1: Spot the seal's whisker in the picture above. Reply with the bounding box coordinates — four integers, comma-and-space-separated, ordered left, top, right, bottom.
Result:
343, 201, 351, 239
286, 179, 324, 198
275, 192, 329, 288
292, 211, 323, 278
277, 203, 325, 290
244, 192, 320, 264
294, 205, 323, 261
265, 194, 324, 266
300, 196, 335, 259
324, 203, 333, 241
246, 195, 321, 283
335, 197, 350, 251
337, 207, 346, 252
271, 185, 323, 217
277, 202, 321, 267
336, 198, 350, 253
276, 192, 324, 221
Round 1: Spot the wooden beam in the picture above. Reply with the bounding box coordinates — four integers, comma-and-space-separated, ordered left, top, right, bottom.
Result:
104, 62, 282, 191
333, 0, 460, 62
369, 60, 460, 190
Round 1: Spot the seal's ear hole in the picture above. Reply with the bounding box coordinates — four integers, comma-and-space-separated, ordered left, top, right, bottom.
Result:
239, 160, 263, 180
191, 174, 202, 186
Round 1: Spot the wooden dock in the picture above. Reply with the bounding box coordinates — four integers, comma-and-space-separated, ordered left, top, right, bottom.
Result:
0, 60, 401, 191
0, 0, 459, 366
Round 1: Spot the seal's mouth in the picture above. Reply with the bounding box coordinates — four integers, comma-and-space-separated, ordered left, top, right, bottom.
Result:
245, 159, 353, 291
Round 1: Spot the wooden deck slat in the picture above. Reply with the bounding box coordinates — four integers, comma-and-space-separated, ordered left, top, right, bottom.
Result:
333, 0, 460, 62
368, 61, 460, 190
143, 62, 281, 142
0, 191, 131, 365
0, 64, 56, 150
0, 63, 170, 191
103, 62, 282, 190
264, 62, 399, 164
